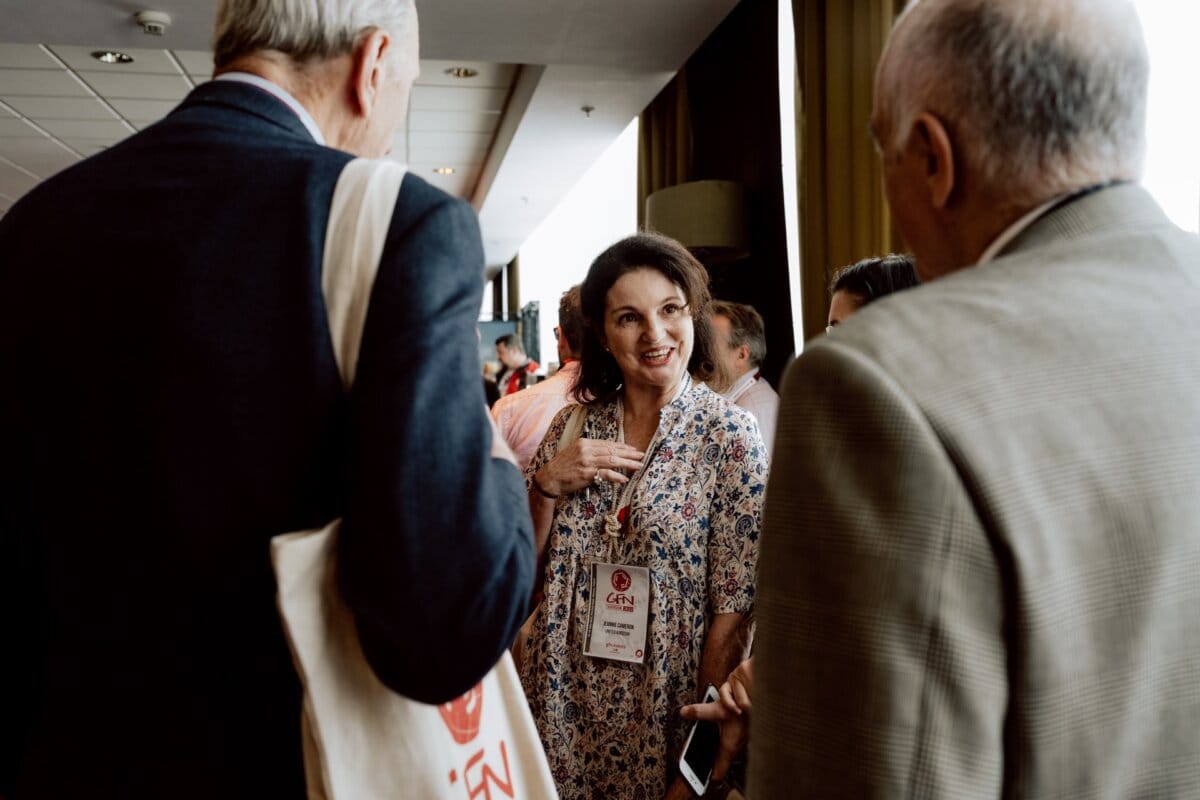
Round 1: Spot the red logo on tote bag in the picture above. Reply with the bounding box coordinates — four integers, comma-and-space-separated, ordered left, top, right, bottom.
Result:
439, 682, 484, 745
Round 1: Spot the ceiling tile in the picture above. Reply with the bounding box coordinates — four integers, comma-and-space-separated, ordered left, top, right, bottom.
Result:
0, 118, 38, 136
77, 71, 190, 101
37, 119, 132, 139
0, 157, 44, 196
409, 144, 487, 164
61, 140, 113, 157
107, 98, 179, 123
0, 137, 79, 177
0, 69, 89, 97
417, 61, 517, 90
172, 50, 214, 77
0, 103, 12, 117
46, 45, 183, 75
409, 110, 500, 133
0, 44, 58, 69
409, 130, 493, 150
5, 95, 117, 120
410, 86, 508, 113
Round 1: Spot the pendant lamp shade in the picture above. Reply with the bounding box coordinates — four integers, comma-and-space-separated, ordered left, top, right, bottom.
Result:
645, 180, 749, 264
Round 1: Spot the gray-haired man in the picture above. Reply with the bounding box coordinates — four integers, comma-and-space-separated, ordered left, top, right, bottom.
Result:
710, 300, 779, 459
0, 1, 533, 796
754, 0, 1200, 796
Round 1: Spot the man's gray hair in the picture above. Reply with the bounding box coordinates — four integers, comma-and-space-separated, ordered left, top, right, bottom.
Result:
887, 0, 1148, 199
213, 0, 415, 68
712, 300, 767, 368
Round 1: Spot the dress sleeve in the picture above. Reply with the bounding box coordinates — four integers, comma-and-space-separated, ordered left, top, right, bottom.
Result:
523, 403, 576, 487
706, 404, 767, 616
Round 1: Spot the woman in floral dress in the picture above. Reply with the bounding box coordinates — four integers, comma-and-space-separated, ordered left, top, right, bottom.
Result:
520, 233, 766, 799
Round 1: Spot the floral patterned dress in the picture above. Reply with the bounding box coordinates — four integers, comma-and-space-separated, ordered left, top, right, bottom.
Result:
519, 378, 766, 799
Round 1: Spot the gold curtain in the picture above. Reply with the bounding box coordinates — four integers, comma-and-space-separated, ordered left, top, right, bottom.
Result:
637, 69, 694, 230
793, 0, 906, 342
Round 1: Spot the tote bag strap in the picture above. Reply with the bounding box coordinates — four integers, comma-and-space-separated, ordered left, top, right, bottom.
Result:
322, 158, 408, 389
556, 404, 587, 453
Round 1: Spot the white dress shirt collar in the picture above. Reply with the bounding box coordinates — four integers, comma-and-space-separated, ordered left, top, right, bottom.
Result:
976, 194, 1069, 265
215, 72, 326, 145
723, 369, 760, 404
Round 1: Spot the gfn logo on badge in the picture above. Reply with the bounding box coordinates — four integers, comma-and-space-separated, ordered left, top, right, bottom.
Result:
606, 569, 636, 611
611, 568, 632, 592
441, 683, 517, 799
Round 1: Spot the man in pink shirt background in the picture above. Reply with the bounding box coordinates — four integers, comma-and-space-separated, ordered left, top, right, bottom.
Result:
491, 285, 584, 471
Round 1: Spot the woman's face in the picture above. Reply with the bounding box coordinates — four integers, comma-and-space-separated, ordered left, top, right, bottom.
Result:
602, 267, 694, 397
827, 289, 865, 330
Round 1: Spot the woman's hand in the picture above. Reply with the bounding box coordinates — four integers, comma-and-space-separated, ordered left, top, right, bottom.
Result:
533, 437, 645, 497
527, 437, 646, 592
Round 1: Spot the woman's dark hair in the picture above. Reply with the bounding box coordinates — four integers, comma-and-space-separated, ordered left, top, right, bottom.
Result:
574, 233, 716, 405
830, 253, 919, 306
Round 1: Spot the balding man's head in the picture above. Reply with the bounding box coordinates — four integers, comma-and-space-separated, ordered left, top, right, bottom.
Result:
873, 0, 1148, 276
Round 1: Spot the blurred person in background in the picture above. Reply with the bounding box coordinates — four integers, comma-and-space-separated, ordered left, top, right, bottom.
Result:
825, 253, 919, 330
492, 285, 586, 471
495, 332, 540, 395
710, 300, 779, 460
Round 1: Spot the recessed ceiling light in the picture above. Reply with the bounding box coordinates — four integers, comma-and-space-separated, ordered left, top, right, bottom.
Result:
444, 67, 478, 79
92, 50, 135, 64
433, 167, 456, 175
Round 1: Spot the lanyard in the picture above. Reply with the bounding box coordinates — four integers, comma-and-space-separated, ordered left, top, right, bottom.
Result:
601, 375, 691, 557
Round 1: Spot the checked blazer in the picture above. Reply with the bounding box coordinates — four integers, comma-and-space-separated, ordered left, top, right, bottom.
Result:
751, 184, 1200, 798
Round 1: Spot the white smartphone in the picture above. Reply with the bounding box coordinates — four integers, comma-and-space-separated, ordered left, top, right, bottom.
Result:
678, 684, 721, 795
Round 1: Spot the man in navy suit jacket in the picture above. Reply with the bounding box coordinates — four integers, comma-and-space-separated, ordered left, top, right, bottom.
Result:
0, 1, 534, 796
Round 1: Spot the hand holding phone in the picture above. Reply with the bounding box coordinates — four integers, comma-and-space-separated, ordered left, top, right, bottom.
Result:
678, 684, 722, 795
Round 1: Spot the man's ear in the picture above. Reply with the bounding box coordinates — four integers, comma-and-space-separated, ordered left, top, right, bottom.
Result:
350, 29, 390, 117
737, 344, 751, 365
911, 111, 955, 209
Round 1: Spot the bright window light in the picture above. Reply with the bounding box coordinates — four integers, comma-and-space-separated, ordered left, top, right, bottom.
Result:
518, 119, 638, 367
1136, 0, 1200, 232
778, 0, 803, 354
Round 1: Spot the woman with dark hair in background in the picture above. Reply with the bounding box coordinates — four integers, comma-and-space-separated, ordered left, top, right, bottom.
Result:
519, 233, 766, 799
826, 252, 919, 330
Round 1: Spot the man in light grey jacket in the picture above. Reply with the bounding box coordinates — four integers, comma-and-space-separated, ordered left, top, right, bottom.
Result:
752, 0, 1200, 796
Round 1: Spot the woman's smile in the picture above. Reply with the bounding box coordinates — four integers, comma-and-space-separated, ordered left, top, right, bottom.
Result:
603, 267, 694, 396
640, 346, 674, 366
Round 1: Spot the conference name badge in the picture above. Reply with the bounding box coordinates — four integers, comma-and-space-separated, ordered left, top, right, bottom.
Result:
583, 562, 650, 664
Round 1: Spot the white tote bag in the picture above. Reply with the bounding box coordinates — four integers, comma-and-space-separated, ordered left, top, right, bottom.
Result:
271, 158, 558, 800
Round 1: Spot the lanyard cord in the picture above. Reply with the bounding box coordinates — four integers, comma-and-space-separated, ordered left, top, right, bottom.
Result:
603, 375, 691, 559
